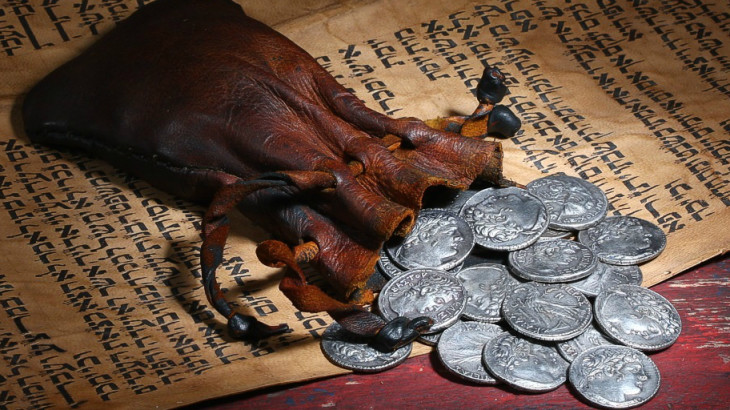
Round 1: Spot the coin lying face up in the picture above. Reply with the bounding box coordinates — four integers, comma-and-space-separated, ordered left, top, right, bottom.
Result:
461, 247, 509, 267
426, 187, 480, 214
378, 268, 467, 333
459, 186, 549, 251
556, 322, 617, 362
538, 227, 574, 241
377, 247, 405, 279
578, 216, 666, 265
569, 262, 643, 297
320, 322, 412, 373
437, 321, 504, 384
502, 282, 592, 341
594, 284, 681, 351
455, 263, 519, 322
526, 173, 608, 231
508, 239, 597, 283
386, 209, 474, 271
417, 330, 442, 346
483, 332, 569, 392
569, 345, 661, 408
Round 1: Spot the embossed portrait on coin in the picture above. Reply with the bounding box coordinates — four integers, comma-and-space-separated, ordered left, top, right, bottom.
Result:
388, 275, 461, 317
465, 193, 544, 243
459, 269, 500, 316
576, 349, 649, 403
595, 218, 653, 255
605, 288, 680, 339
531, 179, 595, 219
396, 215, 464, 267
493, 337, 564, 383
533, 243, 580, 272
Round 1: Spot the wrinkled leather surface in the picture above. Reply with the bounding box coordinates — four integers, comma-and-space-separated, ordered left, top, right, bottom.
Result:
22, 0, 505, 339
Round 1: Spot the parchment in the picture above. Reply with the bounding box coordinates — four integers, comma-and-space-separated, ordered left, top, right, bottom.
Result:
0, 0, 728, 408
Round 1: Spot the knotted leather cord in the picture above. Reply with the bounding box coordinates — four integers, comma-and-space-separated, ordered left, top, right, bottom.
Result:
200, 170, 432, 350
200, 173, 292, 339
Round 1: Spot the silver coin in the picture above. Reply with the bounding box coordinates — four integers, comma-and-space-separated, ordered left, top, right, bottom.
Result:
417, 330, 442, 346
377, 268, 467, 334
386, 209, 474, 271
462, 248, 508, 267
380, 247, 463, 279
557, 322, 617, 362
448, 189, 480, 214
320, 321, 412, 373
437, 321, 503, 384
377, 247, 405, 279
569, 345, 660, 408
594, 284, 681, 351
578, 216, 667, 265
482, 332, 569, 392
570, 262, 643, 297
455, 263, 519, 322
508, 239, 597, 283
424, 188, 480, 214
446, 262, 465, 274
527, 174, 608, 231
538, 227, 574, 241
502, 282, 592, 341
459, 187, 549, 251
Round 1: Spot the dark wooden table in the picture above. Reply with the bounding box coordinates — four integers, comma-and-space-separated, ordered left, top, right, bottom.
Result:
192, 255, 730, 409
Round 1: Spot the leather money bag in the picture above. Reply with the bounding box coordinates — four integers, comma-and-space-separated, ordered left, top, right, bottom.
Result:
22, 0, 520, 350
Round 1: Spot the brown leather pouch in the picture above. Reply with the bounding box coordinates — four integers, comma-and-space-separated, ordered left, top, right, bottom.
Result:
22, 0, 520, 350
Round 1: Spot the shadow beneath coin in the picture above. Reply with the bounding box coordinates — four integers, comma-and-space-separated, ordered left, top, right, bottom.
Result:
427, 348, 455, 380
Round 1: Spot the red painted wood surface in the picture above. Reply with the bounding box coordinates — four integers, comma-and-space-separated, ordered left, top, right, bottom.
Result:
189, 255, 730, 409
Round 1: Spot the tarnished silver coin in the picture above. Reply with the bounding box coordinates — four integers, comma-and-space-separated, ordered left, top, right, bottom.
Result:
380, 246, 463, 279
594, 284, 681, 351
538, 227, 574, 241
570, 262, 643, 297
320, 322, 412, 373
569, 345, 660, 408
557, 323, 617, 362
527, 174, 608, 231
462, 248, 508, 267
459, 187, 549, 251
446, 262, 464, 274
386, 209, 474, 271
502, 282, 592, 341
424, 188, 480, 214
578, 216, 667, 265
437, 321, 503, 384
377, 268, 467, 334
417, 330, 442, 346
482, 332, 569, 392
508, 239, 597, 283
377, 247, 405, 279
455, 263, 519, 322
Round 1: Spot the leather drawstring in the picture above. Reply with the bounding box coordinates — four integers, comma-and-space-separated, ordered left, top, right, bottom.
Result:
200, 174, 293, 339
200, 171, 432, 350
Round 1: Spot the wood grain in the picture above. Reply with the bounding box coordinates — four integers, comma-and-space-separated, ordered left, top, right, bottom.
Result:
188, 255, 730, 409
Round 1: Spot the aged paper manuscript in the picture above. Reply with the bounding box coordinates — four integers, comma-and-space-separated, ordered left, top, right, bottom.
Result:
0, 0, 728, 408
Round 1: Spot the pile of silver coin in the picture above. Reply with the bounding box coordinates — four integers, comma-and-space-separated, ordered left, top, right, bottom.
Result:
320, 174, 680, 408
